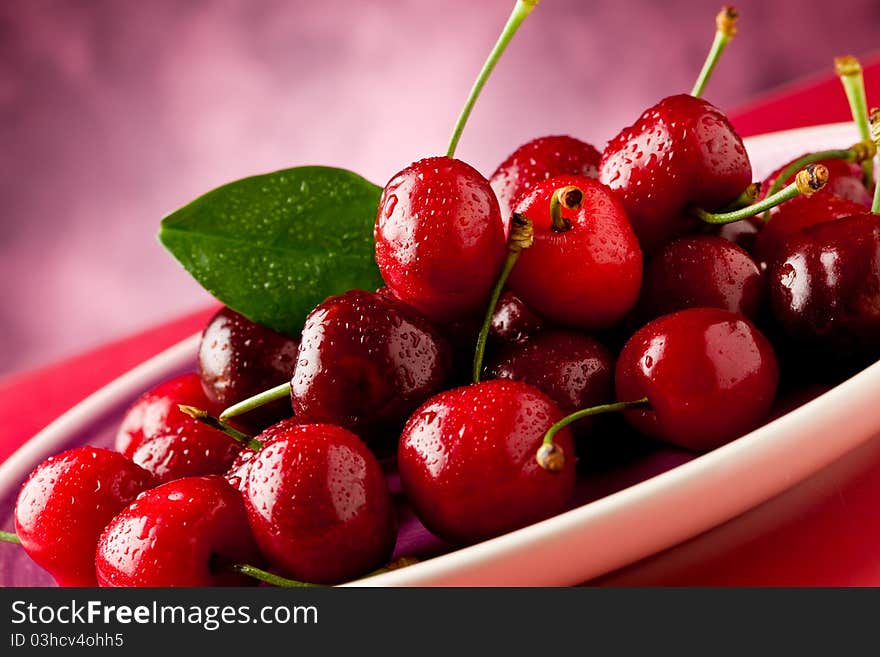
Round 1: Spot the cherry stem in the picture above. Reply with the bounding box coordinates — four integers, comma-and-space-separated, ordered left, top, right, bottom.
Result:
232, 563, 318, 588
219, 382, 291, 423
537, 398, 650, 472
446, 0, 540, 158
721, 182, 760, 211
549, 185, 584, 232
0, 530, 21, 545
178, 405, 263, 451
836, 56, 874, 186
693, 164, 829, 225
871, 108, 880, 214
472, 213, 534, 383
690, 6, 739, 98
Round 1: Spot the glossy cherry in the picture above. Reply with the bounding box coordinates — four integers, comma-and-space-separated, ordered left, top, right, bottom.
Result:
225, 417, 301, 492
506, 175, 643, 330
198, 307, 298, 432
374, 157, 507, 322
398, 379, 575, 544
292, 289, 452, 445
639, 235, 763, 322
14, 447, 157, 586
489, 291, 545, 345
769, 213, 880, 364
599, 94, 752, 252
96, 475, 261, 587
490, 135, 601, 220
616, 308, 779, 451
486, 330, 614, 419
243, 423, 396, 584
116, 373, 243, 483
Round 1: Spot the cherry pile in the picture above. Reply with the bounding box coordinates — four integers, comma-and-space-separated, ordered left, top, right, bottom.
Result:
3, 3, 880, 587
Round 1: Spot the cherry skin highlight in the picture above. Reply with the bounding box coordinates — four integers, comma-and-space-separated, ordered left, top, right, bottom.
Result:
116, 373, 243, 483
243, 424, 396, 585
292, 289, 452, 445
489, 291, 545, 345
639, 235, 763, 322
615, 308, 779, 452
95, 475, 261, 587
599, 94, 752, 252
14, 447, 157, 586
375, 157, 506, 322
198, 307, 298, 432
398, 380, 575, 544
506, 175, 642, 330
224, 417, 302, 492
490, 135, 601, 220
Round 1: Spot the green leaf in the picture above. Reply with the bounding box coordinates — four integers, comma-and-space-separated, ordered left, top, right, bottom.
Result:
159, 166, 383, 336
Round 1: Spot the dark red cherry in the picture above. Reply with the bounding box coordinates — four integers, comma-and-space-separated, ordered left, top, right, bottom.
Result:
198, 307, 298, 432
506, 175, 643, 330
96, 475, 260, 587
769, 213, 880, 364
489, 291, 545, 345
490, 135, 601, 220
14, 447, 157, 586
616, 308, 779, 451
116, 373, 243, 483
224, 417, 301, 492
243, 424, 396, 584
639, 235, 763, 322
752, 194, 868, 272
375, 156, 506, 322
292, 290, 451, 445
485, 330, 614, 419
599, 94, 752, 252
398, 380, 575, 544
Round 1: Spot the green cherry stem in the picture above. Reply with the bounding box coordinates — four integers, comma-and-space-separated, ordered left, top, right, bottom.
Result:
178, 405, 263, 451
690, 6, 739, 98
836, 56, 874, 186
446, 0, 540, 158
0, 530, 21, 545
232, 563, 319, 588
536, 398, 651, 472
219, 382, 291, 423
871, 108, 880, 214
721, 182, 761, 212
692, 164, 829, 225
472, 213, 534, 383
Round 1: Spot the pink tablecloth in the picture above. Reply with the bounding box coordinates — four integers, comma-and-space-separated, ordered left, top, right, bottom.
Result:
2, 56, 879, 586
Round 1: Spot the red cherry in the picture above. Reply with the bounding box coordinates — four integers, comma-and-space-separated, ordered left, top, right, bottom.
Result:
615, 308, 779, 451
769, 213, 880, 365
292, 289, 452, 445
375, 157, 506, 322
639, 235, 763, 322
752, 194, 868, 272
599, 94, 752, 252
96, 475, 260, 587
243, 424, 396, 584
490, 135, 600, 220
489, 291, 545, 345
398, 380, 575, 544
198, 307, 298, 432
505, 176, 642, 330
224, 417, 301, 492
116, 373, 243, 483
14, 447, 157, 586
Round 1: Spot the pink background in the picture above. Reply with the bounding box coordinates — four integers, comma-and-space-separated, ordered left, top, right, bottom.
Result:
2, 0, 879, 374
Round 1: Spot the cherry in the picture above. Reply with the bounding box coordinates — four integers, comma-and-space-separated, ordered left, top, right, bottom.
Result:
243, 423, 396, 585
225, 417, 301, 492
615, 308, 779, 451
599, 94, 752, 252
398, 379, 575, 544
768, 213, 880, 366
489, 290, 545, 345
116, 373, 244, 482
95, 475, 261, 587
14, 447, 157, 586
505, 176, 643, 330
198, 307, 298, 432
374, 157, 507, 321
485, 330, 614, 420
639, 235, 763, 322
490, 135, 600, 220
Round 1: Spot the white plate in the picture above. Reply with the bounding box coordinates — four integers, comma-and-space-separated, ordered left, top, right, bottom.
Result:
1, 123, 875, 587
